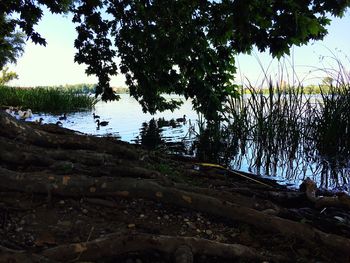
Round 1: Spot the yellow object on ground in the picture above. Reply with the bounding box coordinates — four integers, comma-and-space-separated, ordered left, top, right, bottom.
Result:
195, 162, 273, 188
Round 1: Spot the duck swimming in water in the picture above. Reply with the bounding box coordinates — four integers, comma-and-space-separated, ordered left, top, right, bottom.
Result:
93, 113, 100, 119
35, 117, 44, 124
96, 119, 109, 127
59, 113, 67, 120
176, 114, 186, 123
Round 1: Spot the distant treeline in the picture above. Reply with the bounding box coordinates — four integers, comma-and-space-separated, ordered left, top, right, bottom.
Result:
240, 84, 332, 95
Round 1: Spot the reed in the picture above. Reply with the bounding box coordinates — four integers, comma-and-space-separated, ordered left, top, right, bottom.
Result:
0, 86, 97, 113
195, 53, 350, 189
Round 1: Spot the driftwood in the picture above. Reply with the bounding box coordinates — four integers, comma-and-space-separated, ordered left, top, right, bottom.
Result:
301, 177, 350, 209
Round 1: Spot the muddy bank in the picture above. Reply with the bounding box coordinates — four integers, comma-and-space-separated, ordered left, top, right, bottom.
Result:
0, 111, 350, 263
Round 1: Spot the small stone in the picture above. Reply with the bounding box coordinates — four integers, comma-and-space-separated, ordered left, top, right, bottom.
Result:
163, 215, 170, 220
139, 214, 145, 218
82, 209, 88, 214
73, 237, 81, 243
196, 229, 201, 233
128, 224, 136, 228
20, 220, 26, 225
186, 222, 196, 229
184, 218, 189, 222
230, 233, 238, 238
157, 216, 161, 220
22, 214, 36, 224
59, 200, 65, 205
206, 221, 211, 225
59, 220, 72, 227
75, 220, 84, 225
205, 230, 213, 235
124, 210, 129, 214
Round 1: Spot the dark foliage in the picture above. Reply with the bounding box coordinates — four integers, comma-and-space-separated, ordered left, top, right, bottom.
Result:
1, 0, 350, 119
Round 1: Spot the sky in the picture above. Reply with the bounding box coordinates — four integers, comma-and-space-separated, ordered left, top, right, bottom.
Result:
8, 9, 350, 87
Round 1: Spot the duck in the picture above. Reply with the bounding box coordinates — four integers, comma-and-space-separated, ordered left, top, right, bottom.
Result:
93, 113, 100, 119
176, 114, 187, 123
56, 121, 63, 126
18, 109, 32, 120
5, 106, 14, 115
35, 117, 44, 124
24, 109, 32, 119
96, 119, 109, 127
59, 113, 67, 120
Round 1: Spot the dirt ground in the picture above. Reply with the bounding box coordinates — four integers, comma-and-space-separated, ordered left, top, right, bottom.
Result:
1, 167, 349, 263
1, 110, 350, 262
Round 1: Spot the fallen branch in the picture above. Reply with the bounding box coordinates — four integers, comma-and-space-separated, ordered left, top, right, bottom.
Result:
300, 177, 350, 210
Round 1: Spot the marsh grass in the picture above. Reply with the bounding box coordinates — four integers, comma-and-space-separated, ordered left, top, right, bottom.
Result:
0, 86, 97, 113
194, 53, 350, 189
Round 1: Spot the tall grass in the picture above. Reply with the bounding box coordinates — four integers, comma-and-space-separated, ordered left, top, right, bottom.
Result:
0, 86, 97, 113
194, 53, 350, 189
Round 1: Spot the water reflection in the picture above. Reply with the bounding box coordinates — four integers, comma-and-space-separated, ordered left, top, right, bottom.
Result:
22, 93, 350, 191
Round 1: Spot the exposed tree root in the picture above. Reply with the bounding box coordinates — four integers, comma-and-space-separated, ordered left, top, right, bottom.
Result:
1, 167, 350, 258
40, 232, 279, 262
1, 111, 350, 262
0, 246, 54, 263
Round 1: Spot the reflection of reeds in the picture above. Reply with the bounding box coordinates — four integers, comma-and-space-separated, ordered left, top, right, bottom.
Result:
196, 55, 350, 189
0, 86, 97, 113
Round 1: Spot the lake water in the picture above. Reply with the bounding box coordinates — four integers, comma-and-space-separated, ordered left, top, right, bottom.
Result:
20, 93, 350, 192
31, 94, 198, 142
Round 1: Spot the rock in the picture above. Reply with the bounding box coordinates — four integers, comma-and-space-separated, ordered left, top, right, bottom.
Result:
58, 220, 72, 227
186, 222, 197, 229
75, 220, 84, 225
21, 214, 36, 225
128, 224, 136, 228
139, 214, 145, 218
163, 215, 170, 220
82, 209, 88, 214
205, 229, 213, 235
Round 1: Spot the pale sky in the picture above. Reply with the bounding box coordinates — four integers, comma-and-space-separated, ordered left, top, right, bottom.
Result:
8, 9, 350, 87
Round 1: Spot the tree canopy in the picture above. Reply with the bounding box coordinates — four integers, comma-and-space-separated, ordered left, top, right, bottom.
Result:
0, 14, 25, 70
1, 0, 349, 119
